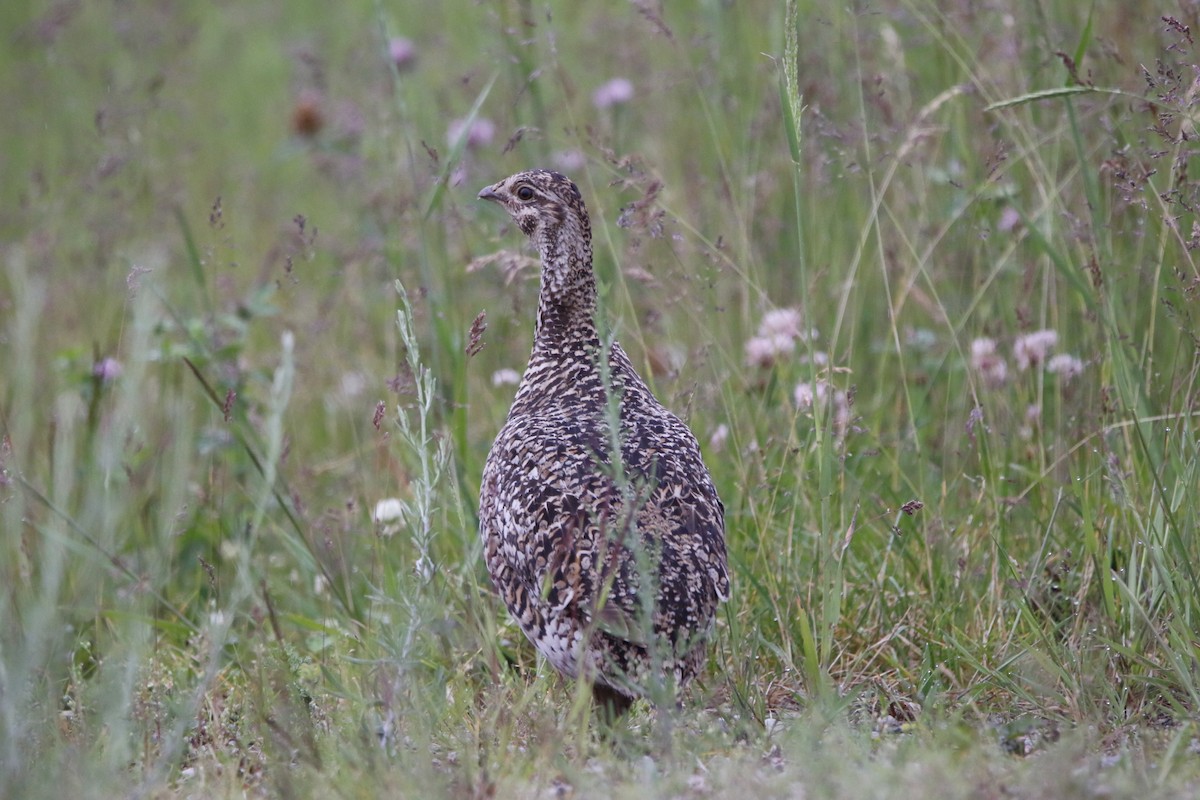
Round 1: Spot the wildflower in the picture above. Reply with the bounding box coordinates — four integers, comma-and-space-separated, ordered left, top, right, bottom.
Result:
1020, 403, 1042, 440
794, 380, 851, 434
744, 334, 795, 368
1047, 353, 1084, 381
745, 307, 810, 368
758, 308, 804, 340
373, 497, 406, 537
446, 117, 495, 150
92, 357, 123, 383
970, 337, 1008, 388
592, 77, 634, 109
388, 37, 417, 72
997, 207, 1021, 232
709, 424, 729, 452
553, 149, 587, 172
491, 368, 520, 387
1013, 329, 1058, 370
793, 380, 828, 410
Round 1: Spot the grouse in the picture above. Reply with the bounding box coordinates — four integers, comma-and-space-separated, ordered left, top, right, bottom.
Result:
476, 169, 730, 716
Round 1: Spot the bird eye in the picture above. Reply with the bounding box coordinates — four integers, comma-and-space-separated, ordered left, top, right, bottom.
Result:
515, 185, 535, 201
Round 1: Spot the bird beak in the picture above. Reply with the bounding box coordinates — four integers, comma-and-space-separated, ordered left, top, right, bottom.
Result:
477, 184, 502, 203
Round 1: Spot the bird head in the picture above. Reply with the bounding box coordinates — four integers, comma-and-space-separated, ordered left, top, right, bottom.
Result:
477, 169, 588, 242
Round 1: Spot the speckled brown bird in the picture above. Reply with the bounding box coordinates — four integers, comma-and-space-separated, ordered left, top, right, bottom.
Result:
476, 169, 730, 716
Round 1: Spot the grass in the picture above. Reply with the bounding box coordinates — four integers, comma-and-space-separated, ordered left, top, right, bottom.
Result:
2, 0, 1200, 796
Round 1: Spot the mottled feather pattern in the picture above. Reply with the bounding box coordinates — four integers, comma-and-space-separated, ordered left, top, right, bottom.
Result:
477, 170, 729, 708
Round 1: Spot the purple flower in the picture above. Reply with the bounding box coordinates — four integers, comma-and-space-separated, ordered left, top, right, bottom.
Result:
553, 149, 587, 172
592, 78, 634, 109
1013, 329, 1058, 371
388, 37, 417, 72
970, 338, 1008, 388
92, 357, 123, 383
1047, 354, 1084, 381
446, 117, 496, 150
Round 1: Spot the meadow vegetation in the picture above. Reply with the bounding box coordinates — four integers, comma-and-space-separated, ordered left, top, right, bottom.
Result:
2, 0, 1200, 796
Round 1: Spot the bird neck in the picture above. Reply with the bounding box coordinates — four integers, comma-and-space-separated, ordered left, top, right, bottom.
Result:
532, 215, 599, 350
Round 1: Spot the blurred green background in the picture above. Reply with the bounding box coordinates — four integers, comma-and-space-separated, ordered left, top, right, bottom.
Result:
2, 1, 1199, 797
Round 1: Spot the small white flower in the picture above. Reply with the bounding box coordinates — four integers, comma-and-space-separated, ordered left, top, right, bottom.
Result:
491, 368, 521, 386
374, 498, 405, 524
1047, 353, 1084, 381
1013, 329, 1058, 371
374, 498, 407, 537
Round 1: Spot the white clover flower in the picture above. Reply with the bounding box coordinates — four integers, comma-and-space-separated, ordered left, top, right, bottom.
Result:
1013, 329, 1058, 371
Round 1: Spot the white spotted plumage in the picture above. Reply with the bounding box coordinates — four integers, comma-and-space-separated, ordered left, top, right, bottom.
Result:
477, 169, 730, 714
